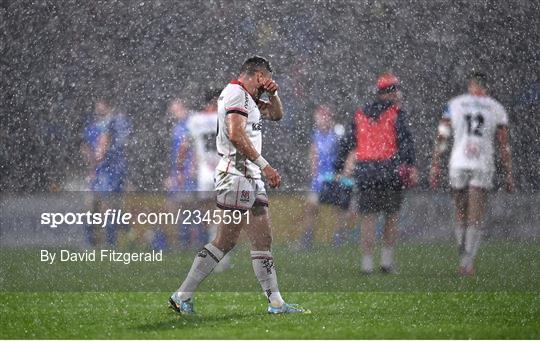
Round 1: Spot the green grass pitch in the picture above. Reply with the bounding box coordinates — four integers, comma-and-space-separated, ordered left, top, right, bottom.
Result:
1, 241, 539, 339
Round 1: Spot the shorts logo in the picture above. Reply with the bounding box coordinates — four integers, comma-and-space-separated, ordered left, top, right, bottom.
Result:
240, 190, 250, 203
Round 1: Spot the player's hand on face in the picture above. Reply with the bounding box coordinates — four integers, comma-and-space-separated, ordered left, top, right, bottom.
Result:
262, 79, 279, 96
262, 165, 281, 188
257, 100, 270, 111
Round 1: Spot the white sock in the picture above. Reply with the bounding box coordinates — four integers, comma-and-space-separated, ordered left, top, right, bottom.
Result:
454, 226, 465, 248
361, 254, 373, 272
380, 247, 394, 268
251, 250, 284, 306
176, 243, 224, 301
465, 227, 483, 262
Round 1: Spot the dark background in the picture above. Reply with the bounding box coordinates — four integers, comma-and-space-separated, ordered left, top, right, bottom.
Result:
1, 0, 539, 192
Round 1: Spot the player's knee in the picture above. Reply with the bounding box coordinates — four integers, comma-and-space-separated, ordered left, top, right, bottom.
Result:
252, 234, 272, 250
212, 238, 237, 254
212, 231, 239, 254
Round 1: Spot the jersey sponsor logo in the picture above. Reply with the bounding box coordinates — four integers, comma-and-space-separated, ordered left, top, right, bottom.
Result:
252, 119, 262, 131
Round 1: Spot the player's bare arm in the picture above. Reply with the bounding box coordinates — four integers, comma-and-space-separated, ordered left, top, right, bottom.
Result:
226, 113, 281, 188
429, 117, 451, 188
175, 136, 192, 187
341, 150, 357, 178
309, 142, 318, 178
496, 125, 514, 193
258, 79, 283, 121
95, 133, 110, 162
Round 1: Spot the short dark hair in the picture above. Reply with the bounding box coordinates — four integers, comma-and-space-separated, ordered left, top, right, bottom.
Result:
468, 71, 488, 88
240, 56, 273, 75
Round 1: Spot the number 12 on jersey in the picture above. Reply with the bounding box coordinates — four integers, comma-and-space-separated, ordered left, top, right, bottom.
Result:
464, 113, 484, 136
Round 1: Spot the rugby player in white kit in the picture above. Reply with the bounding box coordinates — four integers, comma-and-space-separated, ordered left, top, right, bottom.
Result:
187, 90, 232, 272
169, 56, 306, 314
429, 72, 514, 276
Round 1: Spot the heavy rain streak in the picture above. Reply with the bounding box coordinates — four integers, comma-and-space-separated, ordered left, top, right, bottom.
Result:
1, 1, 540, 339
1, 0, 540, 308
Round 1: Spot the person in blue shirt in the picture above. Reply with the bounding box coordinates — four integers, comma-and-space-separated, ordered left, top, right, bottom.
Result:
163, 98, 197, 249
83, 96, 131, 247
298, 104, 356, 249
165, 98, 196, 193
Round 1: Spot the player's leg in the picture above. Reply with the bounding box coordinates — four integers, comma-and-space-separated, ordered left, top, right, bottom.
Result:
461, 186, 488, 274
359, 213, 377, 274
244, 204, 283, 304
207, 197, 233, 272
298, 193, 320, 248
449, 168, 469, 256
245, 202, 306, 314
83, 192, 100, 247
358, 188, 379, 274
453, 189, 468, 255
170, 172, 245, 313
379, 189, 403, 273
332, 191, 355, 247
170, 216, 243, 313
380, 212, 398, 273
332, 207, 347, 247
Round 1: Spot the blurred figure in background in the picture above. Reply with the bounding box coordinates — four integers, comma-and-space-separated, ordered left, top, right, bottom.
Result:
83, 95, 131, 246
164, 98, 197, 248
298, 104, 355, 249
429, 72, 514, 276
337, 73, 417, 274
187, 89, 232, 271
187, 89, 221, 197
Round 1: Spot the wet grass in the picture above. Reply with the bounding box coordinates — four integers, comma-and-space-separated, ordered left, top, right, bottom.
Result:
1, 291, 539, 339
1, 240, 539, 338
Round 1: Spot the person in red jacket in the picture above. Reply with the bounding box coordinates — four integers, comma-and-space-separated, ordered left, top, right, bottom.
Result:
336, 73, 418, 274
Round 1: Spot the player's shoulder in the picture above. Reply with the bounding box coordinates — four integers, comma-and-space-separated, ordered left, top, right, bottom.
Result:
222, 83, 247, 99
482, 96, 505, 111
448, 93, 471, 106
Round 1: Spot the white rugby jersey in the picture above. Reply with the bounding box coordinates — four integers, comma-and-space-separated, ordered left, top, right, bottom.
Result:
443, 94, 508, 172
216, 80, 263, 178
187, 110, 220, 177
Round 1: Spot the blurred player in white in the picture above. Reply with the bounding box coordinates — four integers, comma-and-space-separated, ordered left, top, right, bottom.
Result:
169, 56, 306, 314
187, 89, 232, 271
430, 72, 514, 276
188, 90, 221, 194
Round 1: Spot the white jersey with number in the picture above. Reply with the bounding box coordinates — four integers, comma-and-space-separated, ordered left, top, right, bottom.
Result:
216, 80, 263, 178
444, 94, 508, 173
187, 111, 220, 190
